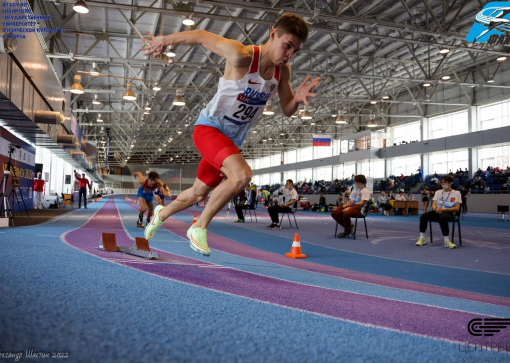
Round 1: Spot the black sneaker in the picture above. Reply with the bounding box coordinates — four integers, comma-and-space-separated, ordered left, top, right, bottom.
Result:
267, 223, 276, 228
270, 225, 281, 230
336, 231, 351, 238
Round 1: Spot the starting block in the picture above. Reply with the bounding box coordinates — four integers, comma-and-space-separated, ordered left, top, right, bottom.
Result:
99, 233, 158, 260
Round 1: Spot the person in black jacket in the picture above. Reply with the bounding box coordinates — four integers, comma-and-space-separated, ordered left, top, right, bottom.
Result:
234, 185, 257, 222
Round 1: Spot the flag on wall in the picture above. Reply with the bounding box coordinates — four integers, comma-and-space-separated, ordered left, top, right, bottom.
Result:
312, 134, 332, 146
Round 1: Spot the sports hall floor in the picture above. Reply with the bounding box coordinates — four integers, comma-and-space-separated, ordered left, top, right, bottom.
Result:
1, 195, 509, 362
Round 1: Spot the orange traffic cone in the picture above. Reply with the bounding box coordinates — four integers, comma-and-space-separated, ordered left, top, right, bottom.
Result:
191, 213, 198, 225
285, 233, 307, 259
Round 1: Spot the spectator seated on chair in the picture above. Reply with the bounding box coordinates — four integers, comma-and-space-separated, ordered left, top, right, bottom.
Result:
367, 194, 379, 213
318, 192, 327, 212
406, 191, 416, 214
267, 179, 298, 230
394, 190, 406, 214
261, 189, 271, 208
234, 184, 257, 223
415, 175, 461, 249
331, 174, 370, 238
378, 191, 392, 216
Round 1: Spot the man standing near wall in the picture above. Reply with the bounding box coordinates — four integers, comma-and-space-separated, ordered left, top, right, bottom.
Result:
74, 170, 91, 209
33, 172, 44, 209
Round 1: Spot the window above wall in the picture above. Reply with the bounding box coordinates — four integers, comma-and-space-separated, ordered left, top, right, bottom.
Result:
429, 110, 468, 139
479, 100, 510, 131
392, 121, 420, 146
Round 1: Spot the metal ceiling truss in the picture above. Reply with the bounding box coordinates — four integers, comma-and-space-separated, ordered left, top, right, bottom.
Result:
34, 0, 510, 166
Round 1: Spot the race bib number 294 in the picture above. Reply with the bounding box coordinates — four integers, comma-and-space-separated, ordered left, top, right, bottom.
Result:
224, 94, 266, 124
232, 103, 259, 121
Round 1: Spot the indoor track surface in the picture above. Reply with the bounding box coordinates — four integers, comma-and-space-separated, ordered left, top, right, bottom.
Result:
1, 195, 509, 362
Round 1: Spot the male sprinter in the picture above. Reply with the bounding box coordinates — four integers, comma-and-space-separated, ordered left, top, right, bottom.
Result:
134, 171, 169, 227
142, 13, 320, 256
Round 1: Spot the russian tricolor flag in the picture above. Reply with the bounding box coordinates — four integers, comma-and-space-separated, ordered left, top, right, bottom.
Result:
312, 134, 332, 146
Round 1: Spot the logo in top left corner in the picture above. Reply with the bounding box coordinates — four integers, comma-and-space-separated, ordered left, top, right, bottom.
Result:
466, 2, 510, 43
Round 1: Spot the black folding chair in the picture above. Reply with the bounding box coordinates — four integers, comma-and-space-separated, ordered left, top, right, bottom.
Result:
245, 198, 258, 222
429, 210, 462, 246
279, 208, 298, 229
334, 203, 369, 240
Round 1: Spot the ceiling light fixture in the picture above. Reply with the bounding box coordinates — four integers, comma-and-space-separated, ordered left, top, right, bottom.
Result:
439, 46, 450, 54
172, 88, 185, 106
423, 82, 432, 87
70, 74, 85, 94
144, 101, 151, 111
165, 46, 176, 58
262, 100, 275, 115
152, 83, 161, 92
92, 94, 101, 105
73, 0, 89, 14
123, 81, 137, 101
441, 75, 451, 80
182, 16, 195, 26
96, 113, 103, 122
300, 106, 312, 120
497, 56, 508, 62
367, 113, 377, 128
487, 77, 495, 83
335, 109, 347, 124
90, 62, 100, 76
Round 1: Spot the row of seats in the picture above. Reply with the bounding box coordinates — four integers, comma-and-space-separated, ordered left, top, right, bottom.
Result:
240, 201, 462, 245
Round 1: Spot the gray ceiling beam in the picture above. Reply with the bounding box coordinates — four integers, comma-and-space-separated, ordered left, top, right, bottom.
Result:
47, 0, 508, 56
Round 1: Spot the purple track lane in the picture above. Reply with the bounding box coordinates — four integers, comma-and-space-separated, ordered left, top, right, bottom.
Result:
62, 198, 510, 344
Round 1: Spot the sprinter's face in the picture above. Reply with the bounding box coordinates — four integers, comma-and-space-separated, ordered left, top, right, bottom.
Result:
269, 29, 303, 65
